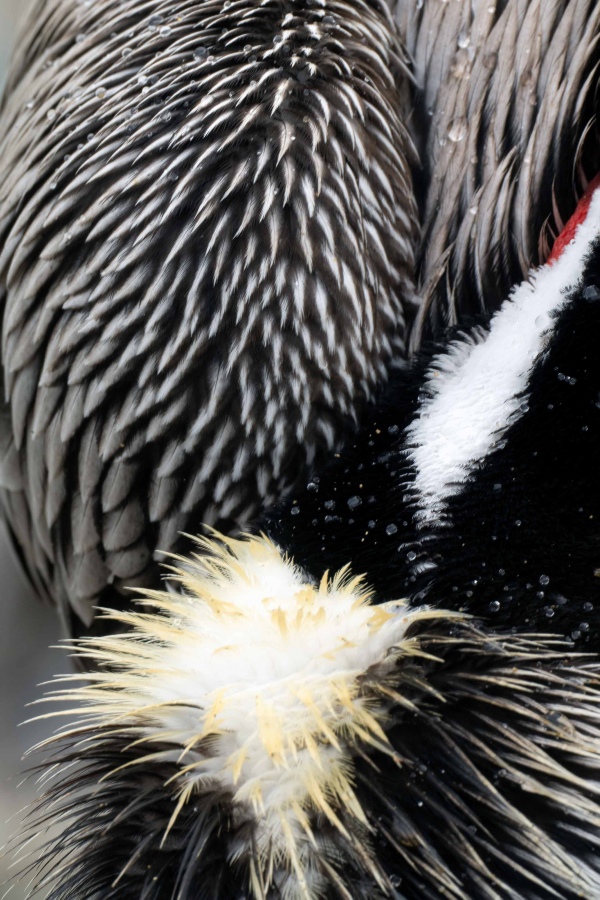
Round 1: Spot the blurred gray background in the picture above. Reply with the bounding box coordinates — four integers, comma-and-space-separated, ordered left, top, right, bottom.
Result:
0, 3, 64, 894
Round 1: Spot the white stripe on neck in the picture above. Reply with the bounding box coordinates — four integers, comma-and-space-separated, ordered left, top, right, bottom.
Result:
408, 187, 600, 526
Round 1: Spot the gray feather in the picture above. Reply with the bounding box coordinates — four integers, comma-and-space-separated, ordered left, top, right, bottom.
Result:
0, 0, 418, 635
393, 0, 600, 347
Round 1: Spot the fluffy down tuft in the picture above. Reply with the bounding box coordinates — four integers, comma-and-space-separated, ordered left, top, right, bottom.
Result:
22, 533, 440, 899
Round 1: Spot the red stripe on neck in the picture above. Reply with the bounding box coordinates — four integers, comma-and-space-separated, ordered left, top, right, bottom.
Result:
548, 172, 600, 264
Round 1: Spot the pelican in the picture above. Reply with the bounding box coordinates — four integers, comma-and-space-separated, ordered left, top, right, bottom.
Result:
4, 1, 600, 898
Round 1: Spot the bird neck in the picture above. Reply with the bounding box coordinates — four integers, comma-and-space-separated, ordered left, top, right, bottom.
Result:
265, 176, 600, 649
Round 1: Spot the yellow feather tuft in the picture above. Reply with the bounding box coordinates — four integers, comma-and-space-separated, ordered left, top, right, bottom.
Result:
37, 530, 460, 900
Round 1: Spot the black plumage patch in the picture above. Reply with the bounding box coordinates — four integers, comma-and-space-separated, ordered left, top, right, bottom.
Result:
263, 361, 421, 601
265, 241, 600, 651
25, 734, 245, 900
412, 241, 600, 647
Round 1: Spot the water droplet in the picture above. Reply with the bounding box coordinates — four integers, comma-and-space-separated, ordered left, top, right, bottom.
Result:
489, 600, 501, 612
557, 372, 577, 385
572, 629, 582, 640
407, 550, 417, 562
544, 607, 555, 618
583, 285, 600, 301
148, 14, 164, 27
273, 34, 283, 43
457, 31, 470, 48
324, 500, 335, 510
386, 524, 398, 536
493, 483, 502, 492
347, 496, 362, 509
580, 621, 590, 632
159, 25, 172, 37
46, 108, 57, 121
515, 520, 522, 527
290, 506, 300, 516
306, 482, 317, 492
451, 52, 471, 81
447, 118, 467, 142
194, 46, 209, 59
584, 602, 594, 612
75, 32, 86, 43
323, 14, 336, 24
539, 575, 550, 586
368, 520, 376, 529
535, 313, 549, 327
389, 874, 401, 888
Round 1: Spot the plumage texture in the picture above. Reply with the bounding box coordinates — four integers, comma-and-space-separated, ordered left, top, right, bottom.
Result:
15, 535, 600, 899
0, 0, 418, 637
7, 3, 600, 897
393, 0, 600, 347
16, 238, 600, 895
